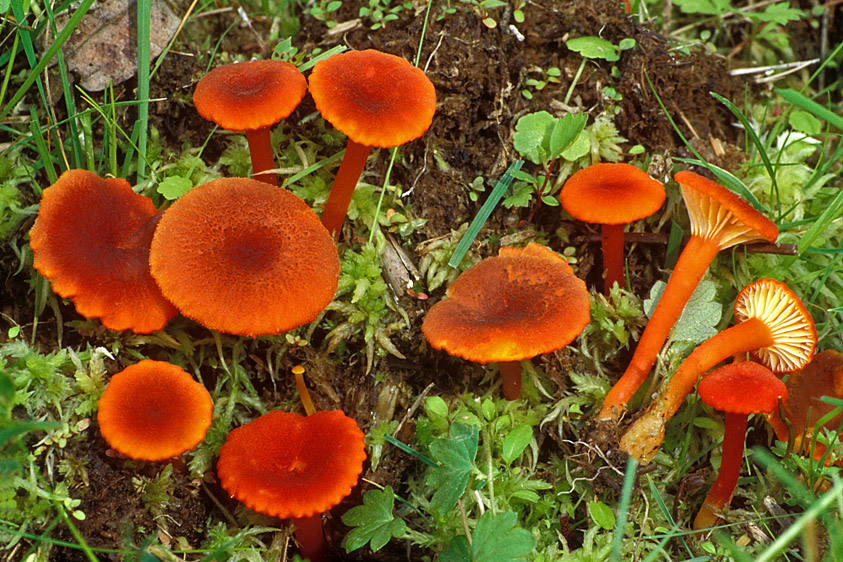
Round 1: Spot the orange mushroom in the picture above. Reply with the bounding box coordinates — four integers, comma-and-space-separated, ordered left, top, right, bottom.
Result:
149, 177, 339, 337
308, 49, 436, 238
693, 361, 787, 532
599, 171, 779, 420
767, 350, 843, 462
620, 278, 816, 462
97, 360, 213, 461
217, 409, 366, 562
422, 242, 590, 400
560, 162, 665, 294
193, 59, 307, 185
29, 169, 178, 333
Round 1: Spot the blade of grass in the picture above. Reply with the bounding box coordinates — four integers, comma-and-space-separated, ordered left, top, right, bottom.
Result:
448, 160, 523, 269
609, 456, 637, 562
136, 0, 152, 182
53, 500, 99, 562
29, 108, 58, 184
10, 1, 50, 116
0, 31, 20, 109
646, 474, 694, 557
775, 88, 843, 131
0, 0, 95, 121
383, 434, 437, 468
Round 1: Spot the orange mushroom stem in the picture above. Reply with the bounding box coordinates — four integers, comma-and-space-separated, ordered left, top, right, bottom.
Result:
244, 127, 278, 186
620, 279, 816, 463
692, 362, 787, 532
598, 171, 778, 420
319, 139, 372, 238
499, 361, 524, 401
601, 222, 626, 293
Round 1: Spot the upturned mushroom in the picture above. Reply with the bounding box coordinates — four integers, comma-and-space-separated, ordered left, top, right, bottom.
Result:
29, 169, 178, 333
560, 162, 665, 294
149, 177, 339, 337
97, 360, 213, 461
193, 59, 307, 185
422, 242, 590, 400
599, 171, 779, 421
217, 409, 366, 562
307, 49, 436, 238
693, 361, 787, 532
620, 278, 816, 462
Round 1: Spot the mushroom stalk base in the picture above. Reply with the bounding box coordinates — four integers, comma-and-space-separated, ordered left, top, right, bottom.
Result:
620, 317, 774, 462
498, 361, 523, 401
599, 235, 721, 420
693, 411, 748, 532
601, 223, 625, 295
293, 514, 325, 562
321, 139, 372, 239
245, 128, 277, 186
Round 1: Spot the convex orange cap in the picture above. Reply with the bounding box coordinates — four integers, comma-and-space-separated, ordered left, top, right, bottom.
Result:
561, 162, 665, 224
422, 242, 590, 363
217, 410, 366, 519
29, 169, 177, 333
193, 59, 307, 132
97, 361, 213, 461
308, 49, 436, 148
150, 178, 339, 336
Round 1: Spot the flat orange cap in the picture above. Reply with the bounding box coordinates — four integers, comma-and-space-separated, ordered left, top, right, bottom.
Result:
150, 178, 339, 336
422, 242, 590, 363
29, 169, 177, 333
308, 49, 436, 148
217, 410, 366, 519
193, 59, 307, 131
561, 163, 665, 225
97, 360, 213, 461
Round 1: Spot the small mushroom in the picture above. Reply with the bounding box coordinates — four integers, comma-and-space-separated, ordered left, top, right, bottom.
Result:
620, 278, 816, 462
422, 242, 590, 400
308, 49, 436, 238
217, 410, 366, 562
193, 59, 307, 185
97, 360, 213, 461
599, 171, 779, 420
766, 350, 843, 462
693, 361, 787, 532
560, 162, 665, 294
29, 169, 178, 333
149, 177, 339, 336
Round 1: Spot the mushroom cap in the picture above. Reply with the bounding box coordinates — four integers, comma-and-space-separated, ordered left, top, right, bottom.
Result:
29, 169, 178, 333
766, 350, 843, 450
560, 163, 665, 225
308, 49, 436, 148
97, 360, 213, 461
193, 59, 307, 131
734, 279, 817, 373
422, 242, 590, 364
149, 178, 339, 337
698, 361, 787, 415
675, 171, 779, 248
217, 410, 366, 519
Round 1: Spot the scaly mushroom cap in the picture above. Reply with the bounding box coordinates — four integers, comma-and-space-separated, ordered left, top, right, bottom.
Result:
734, 279, 817, 373
149, 178, 339, 336
97, 361, 213, 461
767, 350, 843, 451
698, 361, 787, 415
217, 410, 366, 519
675, 171, 779, 249
560, 163, 665, 224
422, 242, 590, 363
193, 59, 307, 131
29, 169, 178, 333
308, 49, 436, 148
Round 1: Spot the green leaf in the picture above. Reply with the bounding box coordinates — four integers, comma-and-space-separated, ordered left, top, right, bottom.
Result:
426, 396, 449, 420
342, 487, 406, 553
566, 36, 619, 62
440, 511, 535, 562
501, 424, 533, 464
755, 2, 805, 25
643, 279, 722, 344
789, 110, 822, 136
549, 113, 588, 160
426, 422, 479, 516
674, 0, 730, 16
512, 111, 555, 165
157, 176, 193, 200
560, 130, 590, 161
588, 500, 616, 530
